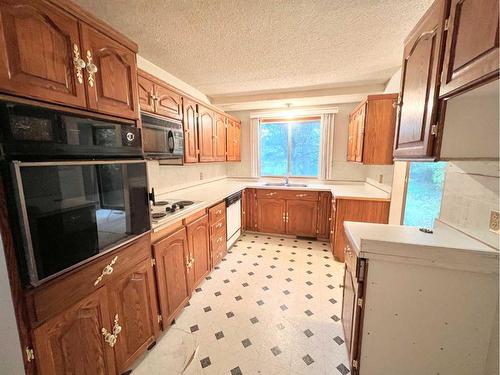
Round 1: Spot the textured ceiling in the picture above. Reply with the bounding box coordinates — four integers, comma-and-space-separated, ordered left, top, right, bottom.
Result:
75, 0, 433, 97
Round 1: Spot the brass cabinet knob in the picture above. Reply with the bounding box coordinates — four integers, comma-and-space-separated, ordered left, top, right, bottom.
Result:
94, 256, 118, 286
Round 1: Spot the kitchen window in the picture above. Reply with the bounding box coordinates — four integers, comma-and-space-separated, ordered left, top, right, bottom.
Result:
259, 118, 321, 177
403, 162, 447, 228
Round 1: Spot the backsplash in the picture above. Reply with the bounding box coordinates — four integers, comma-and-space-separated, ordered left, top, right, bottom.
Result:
439, 160, 499, 249
147, 161, 228, 194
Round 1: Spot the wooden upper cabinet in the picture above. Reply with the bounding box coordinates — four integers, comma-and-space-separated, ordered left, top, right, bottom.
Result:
154, 83, 183, 120
32, 287, 117, 375
0, 0, 86, 108
186, 215, 210, 290
348, 94, 397, 164
257, 198, 286, 234
393, 0, 447, 159
152, 227, 190, 326
183, 98, 199, 163
80, 24, 139, 119
286, 199, 318, 237
108, 258, 159, 374
137, 74, 155, 113
198, 105, 215, 162
440, 0, 499, 97
226, 119, 241, 161
214, 112, 227, 161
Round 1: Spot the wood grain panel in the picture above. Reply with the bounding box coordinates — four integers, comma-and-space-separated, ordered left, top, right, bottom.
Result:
137, 73, 154, 113
256, 198, 286, 234
286, 199, 318, 237
0, 0, 86, 108
393, 0, 447, 159
317, 191, 332, 239
186, 215, 210, 290
214, 112, 227, 161
109, 258, 159, 373
183, 97, 199, 163
333, 199, 390, 262
197, 104, 215, 162
440, 0, 499, 97
154, 83, 183, 120
32, 287, 116, 375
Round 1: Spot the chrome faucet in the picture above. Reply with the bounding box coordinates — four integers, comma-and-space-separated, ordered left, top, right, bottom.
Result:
284, 176, 289, 185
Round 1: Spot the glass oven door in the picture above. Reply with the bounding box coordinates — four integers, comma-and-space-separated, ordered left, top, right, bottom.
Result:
12, 160, 150, 286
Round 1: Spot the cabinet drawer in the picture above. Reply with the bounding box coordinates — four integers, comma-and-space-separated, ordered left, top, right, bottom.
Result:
27, 234, 151, 325
256, 189, 287, 200
282, 190, 319, 201
209, 201, 226, 223
210, 217, 226, 234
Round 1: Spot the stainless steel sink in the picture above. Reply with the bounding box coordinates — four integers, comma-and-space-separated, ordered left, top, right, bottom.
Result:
263, 182, 308, 188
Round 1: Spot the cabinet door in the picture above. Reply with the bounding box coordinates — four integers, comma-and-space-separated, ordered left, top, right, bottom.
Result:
183, 98, 199, 163
186, 215, 210, 290
198, 105, 215, 162
241, 189, 247, 230
393, 0, 447, 159
32, 287, 117, 375
347, 115, 357, 161
80, 24, 139, 119
0, 0, 86, 108
233, 121, 241, 161
317, 192, 332, 239
214, 113, 227, 161
286, 199, 318, 236
330, 198, 336, 254
108, 258, 159, 374
152, 227, 190, 326
440, 0, 499, 97
354, 105, 366, 162
137, 74, 155, 113
154, 84, 183, 120
226, 120, 234, 160
257, 198, 286, 234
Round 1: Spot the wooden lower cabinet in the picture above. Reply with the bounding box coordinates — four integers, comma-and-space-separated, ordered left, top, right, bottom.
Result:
32, 287, 117, 375
152, 227, 190, 326
256, 198, 286, 234
186, 215, 210, 289
108, 258, 159, 374
317, 192, 332, 239
333, 199, 390, 262
286, 199, 318, 236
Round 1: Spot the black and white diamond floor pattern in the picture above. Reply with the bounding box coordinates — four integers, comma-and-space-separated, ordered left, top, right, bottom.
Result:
134, 234, 350, 375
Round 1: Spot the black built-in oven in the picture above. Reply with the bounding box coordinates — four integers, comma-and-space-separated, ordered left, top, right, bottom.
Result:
0, 101, 150, 286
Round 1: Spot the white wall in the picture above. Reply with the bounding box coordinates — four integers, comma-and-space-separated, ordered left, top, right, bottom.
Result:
227, 104, 395, 184
0, 236, 25, 375
384, 68, 401, 93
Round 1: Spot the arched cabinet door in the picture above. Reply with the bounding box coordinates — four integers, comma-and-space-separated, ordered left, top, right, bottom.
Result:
0, 0, 86, 107
197, 105, 215, 162
80, 23, 139, 119
155, 84, 183, 120
32, 287, 117, 375
393, 0, 446, 159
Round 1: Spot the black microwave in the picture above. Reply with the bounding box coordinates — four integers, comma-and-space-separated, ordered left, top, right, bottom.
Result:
141, 112, 184, 161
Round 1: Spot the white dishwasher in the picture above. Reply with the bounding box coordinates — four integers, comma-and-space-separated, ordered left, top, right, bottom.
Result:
225, 191, 242, 249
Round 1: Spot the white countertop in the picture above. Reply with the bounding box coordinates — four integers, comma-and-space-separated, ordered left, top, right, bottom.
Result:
344, 220, 499, 273
151, 178, 390, 232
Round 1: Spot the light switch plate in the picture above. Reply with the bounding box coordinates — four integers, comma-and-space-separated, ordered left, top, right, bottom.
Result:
489, 210, 499, 234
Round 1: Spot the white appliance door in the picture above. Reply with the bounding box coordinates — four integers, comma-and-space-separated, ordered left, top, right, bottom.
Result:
226, 199, 241, 246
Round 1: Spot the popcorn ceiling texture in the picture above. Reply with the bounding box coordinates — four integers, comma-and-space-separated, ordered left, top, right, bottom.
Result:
74, 0, 432, 96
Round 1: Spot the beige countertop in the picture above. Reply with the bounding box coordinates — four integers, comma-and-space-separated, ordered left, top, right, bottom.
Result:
151, 178, 391, 232
344, 220, 499, 273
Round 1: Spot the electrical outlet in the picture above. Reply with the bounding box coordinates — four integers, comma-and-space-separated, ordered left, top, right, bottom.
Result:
489, 210, 499, 234
378, 174, 383, 183
199, 172, 204, 180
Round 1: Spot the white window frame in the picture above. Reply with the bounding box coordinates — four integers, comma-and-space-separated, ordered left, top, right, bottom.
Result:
258, 118, 321, 178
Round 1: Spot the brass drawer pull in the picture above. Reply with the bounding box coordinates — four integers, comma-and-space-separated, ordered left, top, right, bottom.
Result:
102, 314, 122, 348
85, 50, 98, 87
295, 193, 307, 198
216, 209, 222, 215
266, 192, 277, 196
216, 222, 223, 229
73, 44, 86, 84
94, 256, 118, 286
216, 236, 223, 243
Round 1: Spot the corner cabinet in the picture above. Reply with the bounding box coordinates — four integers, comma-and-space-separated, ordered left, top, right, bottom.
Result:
393, 0, 447, 159
440, 0, 499, 97
347, 94, 397, 164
